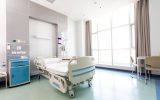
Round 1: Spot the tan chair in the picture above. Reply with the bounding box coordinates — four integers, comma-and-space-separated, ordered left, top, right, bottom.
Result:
145, 56, 160, 84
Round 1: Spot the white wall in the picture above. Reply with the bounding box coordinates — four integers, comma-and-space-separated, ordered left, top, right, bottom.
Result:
149, 0, 160, 56
66, 18, 76, 56
0, 0, 6, 70
75, 20, 85, 56
149, 0, 160, 75
66, 19, 85, 57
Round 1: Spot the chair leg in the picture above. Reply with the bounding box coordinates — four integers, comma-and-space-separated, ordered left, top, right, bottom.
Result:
148, 70, 151, 80
38, 74, 41, 80
130, 68, 135, 78
38, 71, 41, 80
131, 70, 133, 78
145, 69, 148, 85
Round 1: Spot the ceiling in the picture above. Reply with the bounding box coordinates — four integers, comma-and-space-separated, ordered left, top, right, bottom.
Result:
30, 0, 135, 21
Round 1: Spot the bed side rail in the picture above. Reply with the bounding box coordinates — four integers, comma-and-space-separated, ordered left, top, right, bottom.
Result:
33, 57, 46, 70
68, 56, 95, 84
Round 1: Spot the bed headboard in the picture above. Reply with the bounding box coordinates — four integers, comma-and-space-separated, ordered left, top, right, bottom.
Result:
33, 57, 62, 70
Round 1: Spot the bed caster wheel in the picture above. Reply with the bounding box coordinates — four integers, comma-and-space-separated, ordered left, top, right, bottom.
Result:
88, 83, 92, 87
69, 90, 75, 98
88, 81, 92, 87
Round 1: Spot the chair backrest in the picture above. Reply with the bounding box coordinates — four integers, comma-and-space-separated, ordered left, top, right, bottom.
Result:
130, 56, 134, 64
130, 56, 137, 67
145, 56, 160, 67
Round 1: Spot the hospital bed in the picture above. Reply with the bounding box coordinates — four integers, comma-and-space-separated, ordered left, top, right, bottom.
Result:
34, 56, 95, 97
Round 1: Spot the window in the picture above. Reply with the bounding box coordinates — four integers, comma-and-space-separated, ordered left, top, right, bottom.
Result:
112, 26, 130, 49
99, 50, 112, 65
112, 6, 130, 27
99, 30, 112, 49
92, 4, 135, 67
92, 34, 98, 50
92, 33, 99, 64
112, 26, 130, 66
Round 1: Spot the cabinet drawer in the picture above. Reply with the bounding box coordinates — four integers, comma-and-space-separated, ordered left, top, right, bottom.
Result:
10, 67, 29, 86
11, 61, 29, 67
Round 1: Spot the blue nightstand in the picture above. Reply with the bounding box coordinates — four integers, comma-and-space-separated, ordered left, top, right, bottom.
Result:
9, 59, 30, 87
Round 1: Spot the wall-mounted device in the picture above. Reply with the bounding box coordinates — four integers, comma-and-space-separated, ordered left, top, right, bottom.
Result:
33, 35, 52, 40
7, 43, 28, 56
58, 37, 62, 44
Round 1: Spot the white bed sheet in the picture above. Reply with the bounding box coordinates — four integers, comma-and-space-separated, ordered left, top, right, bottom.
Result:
46, 61, 69, 76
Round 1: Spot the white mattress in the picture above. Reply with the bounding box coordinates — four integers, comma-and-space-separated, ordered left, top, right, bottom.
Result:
46, 61, 69, 76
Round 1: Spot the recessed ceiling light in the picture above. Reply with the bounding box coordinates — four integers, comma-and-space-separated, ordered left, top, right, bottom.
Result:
93, 0, 102, 8
46, 0, 56, 3
94, 1, 97, 5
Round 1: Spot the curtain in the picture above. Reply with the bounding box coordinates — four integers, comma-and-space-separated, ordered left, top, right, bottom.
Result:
85, 20, 92, 56
135, 0, 151, 58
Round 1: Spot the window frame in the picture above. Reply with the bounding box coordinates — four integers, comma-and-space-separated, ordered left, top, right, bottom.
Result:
91, 4, 135, 67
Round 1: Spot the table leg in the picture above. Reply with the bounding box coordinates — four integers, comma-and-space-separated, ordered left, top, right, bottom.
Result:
140, 67, 142, 76
137, 66, 140, 78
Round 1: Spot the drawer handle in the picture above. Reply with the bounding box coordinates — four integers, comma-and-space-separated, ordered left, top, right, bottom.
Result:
15, 65, 28, 66
11, 66, 29, 68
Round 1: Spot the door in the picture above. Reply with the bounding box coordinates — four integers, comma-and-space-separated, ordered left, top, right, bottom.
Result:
29, 18, 57, 58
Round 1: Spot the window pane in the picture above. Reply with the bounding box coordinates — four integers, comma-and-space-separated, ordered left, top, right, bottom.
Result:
92, 50, 99, 64
98, 16, 111, 30
98, 30, 111, 49
131, 48, 135, 62
91, 4, 135, 67
132, 25, 135, 48
99, 50, 112, 65
112, 26, 130, 49
112, 6, 130, 27
113, 49, 130, 66
92, 34, 98, 49
130, 3, 135, 24
92, 20, 98, 33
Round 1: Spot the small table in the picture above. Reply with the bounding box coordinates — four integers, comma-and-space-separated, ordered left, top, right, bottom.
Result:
0, 72, 7, 88
137, 56, 146, 78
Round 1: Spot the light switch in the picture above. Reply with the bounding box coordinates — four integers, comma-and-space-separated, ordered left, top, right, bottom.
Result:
7, 44, 11, 50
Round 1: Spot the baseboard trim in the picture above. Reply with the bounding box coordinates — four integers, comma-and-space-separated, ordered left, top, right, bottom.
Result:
96, 66, 133, 73
96, 66, 160, 77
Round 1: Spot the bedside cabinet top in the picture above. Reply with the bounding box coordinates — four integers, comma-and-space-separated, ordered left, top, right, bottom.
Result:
9, 58, 29, 62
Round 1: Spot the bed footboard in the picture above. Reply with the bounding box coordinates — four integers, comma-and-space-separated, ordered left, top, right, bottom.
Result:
68, 56, 95, 85
49, 73, 67, 93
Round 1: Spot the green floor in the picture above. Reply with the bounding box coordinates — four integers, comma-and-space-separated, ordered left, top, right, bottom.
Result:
0, 68, 157, 100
